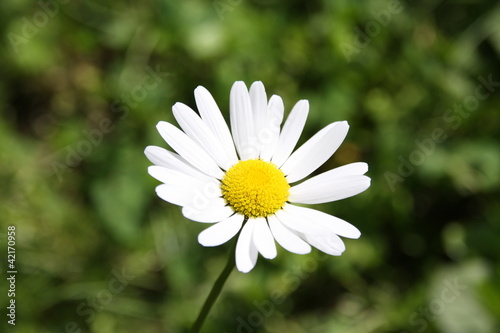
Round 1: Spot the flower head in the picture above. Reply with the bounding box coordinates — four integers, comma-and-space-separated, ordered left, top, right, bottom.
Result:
145, 81, 370, 273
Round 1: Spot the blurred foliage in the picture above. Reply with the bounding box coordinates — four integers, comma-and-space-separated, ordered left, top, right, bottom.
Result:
1, 0, 499, 332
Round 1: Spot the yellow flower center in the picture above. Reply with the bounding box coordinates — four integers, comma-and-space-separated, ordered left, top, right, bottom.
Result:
221, 159, 290, 218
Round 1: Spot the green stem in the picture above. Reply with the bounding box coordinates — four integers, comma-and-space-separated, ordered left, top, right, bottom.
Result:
190, 241, 236, 333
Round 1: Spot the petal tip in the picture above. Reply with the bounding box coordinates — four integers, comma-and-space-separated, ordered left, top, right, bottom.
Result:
262, 250, 277, 260
236, 260, 254, 273
197, 233, 215, 247
156, 121, 169, 130
144, 145, 156, 155
232, 81, 247, 90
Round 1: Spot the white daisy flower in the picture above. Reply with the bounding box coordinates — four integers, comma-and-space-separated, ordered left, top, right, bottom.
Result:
145, 81, 370, 273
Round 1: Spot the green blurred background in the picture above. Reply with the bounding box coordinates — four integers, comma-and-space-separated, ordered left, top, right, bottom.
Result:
1, 0, 499, 332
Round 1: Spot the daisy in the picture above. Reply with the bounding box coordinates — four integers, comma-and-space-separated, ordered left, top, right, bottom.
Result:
145, 81, 370, 273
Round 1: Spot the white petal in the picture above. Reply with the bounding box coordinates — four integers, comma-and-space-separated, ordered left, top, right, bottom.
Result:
182, 198, 234, 223
249, 81, 268, 157
259, 95, 284, 161
249, 81, 268, 133
149, 166, 224, 212
236, 220, 259, 273
289, 173, 371, 204
321, 162, 369, 176
230, 82, 257, 160
302, 233, 345, 256
198, 214, 244, 246
173, 102, 234, 170
283, 204, 361, 239
148, 165, 195, 185
281, 121, 349, 183
252, 218, 277, 259
268, 215, 311, 254
156, 121, 224, 179
155, 184, 193, 207
144, 145, 175, 167
274, 204, 327, 235
271, 100, 309, 167
194, 86, 239, 166
275, 205, 347, 254
144, 145, 211, 181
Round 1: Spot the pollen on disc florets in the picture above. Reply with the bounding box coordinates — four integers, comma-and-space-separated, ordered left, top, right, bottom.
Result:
221, 159, 290, 218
